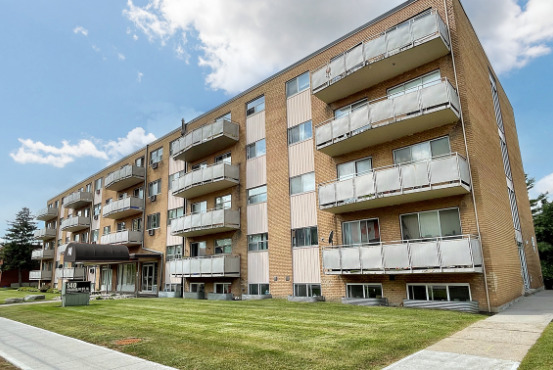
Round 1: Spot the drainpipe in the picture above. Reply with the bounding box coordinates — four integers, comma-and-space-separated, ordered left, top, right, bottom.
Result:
444, 0, 490, 312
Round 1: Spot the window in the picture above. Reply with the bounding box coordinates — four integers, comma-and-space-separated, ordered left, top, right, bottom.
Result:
83, 208, 90, 218
191, 201, 207, 214
103, 226, 111, 235
82, 232, 89, 243
246, 139, 266, 159
292, 227, 318, 247
132, 218, 142, 231
214, 283, 231, 294
294, 284, 322, 297
246, 96, 265, 116
169, 170, 185, 191
91, 230, 99, 243
290, 172, 315, 195
337, 157, 372, 180
286, 71, 310, 98
150, 147, 163, 164
117, 222, 126, 231
215, 152, 231, 164
216, 112, 231, 123
135, 156, 144, 167
85, 183, 91, 193
190, 241, 206, 257
215, 194, 231, 210
288, 120, 312, 145
169, 139, 178, 156
133, 187, 144, 199
148, 179, 161, 196
118, 192, 127, 200
401, 208, 461, 240
166, 245, 183, 260
94, 178, 102, 191
168, 208, 184, 221
346, 284, 383, 299
54, 200, 59, 208
215, 238, 232, 254
93, 204, 101, 216
191, 162, 207, 171
407, 284, 471, 302
248, 233, 268, 251
393, 137, 450, 164
190, 283, 204, 293
387, 70, 441, 98
146, 213, 160, 230
249, 284, 270, 295
247, 185, 267, 204
342, 219, 380, 245
335, 98, 368, 119
105, 198, 112, 205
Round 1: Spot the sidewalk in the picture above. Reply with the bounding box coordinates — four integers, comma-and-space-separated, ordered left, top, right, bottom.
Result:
0, 318, 176, 370
385, 290, 553, 369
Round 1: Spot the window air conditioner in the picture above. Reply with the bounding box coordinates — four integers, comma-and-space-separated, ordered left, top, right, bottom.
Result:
150, 195, 157, 202
151, 162, 159, 169
93, 215, 98, 220
148, 229, 155, 236
96, 189, 101, 194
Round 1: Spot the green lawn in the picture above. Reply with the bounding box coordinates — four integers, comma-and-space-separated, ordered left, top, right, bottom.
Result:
0, 288, 59, 304
0, 298, 483, 369
519, 322, 553, 370
0, 357, 18, 370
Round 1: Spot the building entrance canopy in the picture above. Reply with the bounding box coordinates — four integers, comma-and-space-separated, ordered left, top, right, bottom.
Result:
63, 243, 130, 263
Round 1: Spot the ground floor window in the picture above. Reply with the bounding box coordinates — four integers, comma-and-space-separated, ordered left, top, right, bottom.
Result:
346, 284, 383, 299
214, 283, 231, 294
249, 283, 270, 295
117, 263, 136, 292
407, 284, 471, 302
190, 283, 204, 293
294, 284, 322, 297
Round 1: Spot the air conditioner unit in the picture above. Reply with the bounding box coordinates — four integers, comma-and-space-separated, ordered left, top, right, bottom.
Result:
148, 229, 155, 236
150, 195, 157, 202
96, 189, 101, 194
151, 162, 159, 169
93, 215, 98, 220
92, 241, 96, 244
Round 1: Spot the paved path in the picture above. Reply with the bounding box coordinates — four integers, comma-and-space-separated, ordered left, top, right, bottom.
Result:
0, 318, 176, 370
385, 290, 553, 369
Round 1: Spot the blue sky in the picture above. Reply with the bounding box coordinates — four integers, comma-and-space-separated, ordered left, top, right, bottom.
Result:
1, 0, 552, 237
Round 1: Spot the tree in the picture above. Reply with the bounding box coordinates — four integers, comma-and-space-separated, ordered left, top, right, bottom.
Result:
0, 207, 38, 285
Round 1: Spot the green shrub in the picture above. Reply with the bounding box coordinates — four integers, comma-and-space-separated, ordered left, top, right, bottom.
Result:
17, 287, 40, 292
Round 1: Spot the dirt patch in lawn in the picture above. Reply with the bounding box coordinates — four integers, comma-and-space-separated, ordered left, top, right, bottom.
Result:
114, 338, 142, 346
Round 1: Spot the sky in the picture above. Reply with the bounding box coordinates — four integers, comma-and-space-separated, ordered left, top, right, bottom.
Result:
0, 0, 552, 237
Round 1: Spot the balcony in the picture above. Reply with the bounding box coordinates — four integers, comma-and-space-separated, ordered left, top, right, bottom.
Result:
36, 207, 58, 221
315, 79, 460, 156
29, 270, 52, 280
172, 163, 240, 199
322, 235, 482, 275
61, 216, 91, 232
31, 249, 55, 260
167, 255, 240, 277
100, 230, 143, 246
34, 228, 57, 241
102, 197, 144, 219
172, 119, 239, 163
64, 191, 93, 209
312, 10, 450, 104
319, 153, 471, 213
171, 209, 240, 237
55, 267, 86, 280
105, 165, 145, 191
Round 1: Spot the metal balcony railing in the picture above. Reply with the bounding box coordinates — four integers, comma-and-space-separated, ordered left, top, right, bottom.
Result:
55, 267, 86, 279
36, 207, 58, 221
100, 230, 143, 246
167, 254, 240, 277
172, 162, 240, 199
33, 228, 57, 241
29, 270, 52, 280
31, 249, 55, 260
170, 208, 240, 237
64, 191, 94, 209
105, 165, 145, 191
61, 216, 91, 232
102, 197, 144, 219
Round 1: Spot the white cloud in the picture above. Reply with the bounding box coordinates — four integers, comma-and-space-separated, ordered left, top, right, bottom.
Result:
533, 172, 553, 198
118, 52, 126, 60
137, 71, 144, 82
91, 44, 101, 53
133, 34, 139, 41
10, 128, 156, 168
73, 26, 88, 37
124, 0, 553, 94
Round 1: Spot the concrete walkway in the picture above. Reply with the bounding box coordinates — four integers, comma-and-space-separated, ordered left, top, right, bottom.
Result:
0, 318, 176, 370
385, 290, 553, 369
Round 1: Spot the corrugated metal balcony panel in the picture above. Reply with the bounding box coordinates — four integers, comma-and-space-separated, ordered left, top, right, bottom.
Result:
33, 228, 57, 241
32, 248, 55, 260
29, 270, 52, 280
318, 153, 471, 213
172, 163, 240, 199
104, 165, 145, 191
64, 191, 94, 209
100, 230, 143, 246
170, 209, 240, 237
322, 235, 482, 275
55, 267, 86, 279
60, 216, 91, 232
312, 10, 450, 103
167, 255, 240, 277
172, 119, 239, 162
315, 79, 460, 156
36, 207, 59, 221
31, 249, 43, 260
102, 197, 144, 219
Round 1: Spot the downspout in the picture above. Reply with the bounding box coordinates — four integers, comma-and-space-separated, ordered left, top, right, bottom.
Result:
444, 0, 491, 312
136, 144, 149, 297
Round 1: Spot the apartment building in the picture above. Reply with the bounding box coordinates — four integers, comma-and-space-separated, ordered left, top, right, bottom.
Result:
32, 0, 542, 312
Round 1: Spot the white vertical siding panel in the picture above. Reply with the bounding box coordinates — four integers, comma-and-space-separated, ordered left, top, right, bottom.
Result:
166, 226, 183, 246
246, 156, 267, 189
167, 194, 185, 210
248, 251, 269, 283
287, 90, 312, 128
169, 156, 185, 174
293, 247, 321, 283
290, 192, 317, 229
94, 189, 102, 205
246, 111, 266, 144
247, 203, 268, 235
288, 139, 315, 177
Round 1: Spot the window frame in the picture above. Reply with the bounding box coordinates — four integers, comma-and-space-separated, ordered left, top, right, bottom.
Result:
246, 139, 266, 159
248, 283, 270, 295
346, 283, 383, 299
286, 71, 310, 98
337, 157, 373, 180
392, 136, 451, 165
248, 233, 269, 251
148, 179, 162, 197
215, 194, 231, 210
387, 70, 441, 98
290, 172, 315, 196
146, 213, 161, 230
150, 147, 163, 165
247, 185, 267, 205
293, 284, 322, 297
341, 218, 381, 246
400, 207, 462, 241
406, 283, 472, 302
214, 282, 231, 294
287, 120, 313, 146
246, 95, 265, 116
214, 238, 232, 254
292, 226, 318, 248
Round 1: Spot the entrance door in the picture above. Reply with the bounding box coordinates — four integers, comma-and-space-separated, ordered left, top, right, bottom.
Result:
101, 268, 112, 292
141, 263, 157, 293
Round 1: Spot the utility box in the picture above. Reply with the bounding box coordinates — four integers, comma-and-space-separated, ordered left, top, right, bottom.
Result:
62, 281, 91, 307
